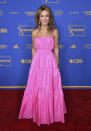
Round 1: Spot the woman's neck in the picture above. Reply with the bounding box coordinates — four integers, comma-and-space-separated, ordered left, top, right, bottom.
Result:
39, 25, 48, 32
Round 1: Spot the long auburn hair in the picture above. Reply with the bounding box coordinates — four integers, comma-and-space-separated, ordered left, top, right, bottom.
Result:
34, 5, 56, 32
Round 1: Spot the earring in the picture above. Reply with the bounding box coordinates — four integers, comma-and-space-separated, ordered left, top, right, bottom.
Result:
39, 21, 40, 25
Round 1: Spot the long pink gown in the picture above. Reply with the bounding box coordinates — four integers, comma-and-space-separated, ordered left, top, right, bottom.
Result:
18, 36, 67, 126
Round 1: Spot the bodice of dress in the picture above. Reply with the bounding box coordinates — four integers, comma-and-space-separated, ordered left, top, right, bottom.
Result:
34, 36, 54, 51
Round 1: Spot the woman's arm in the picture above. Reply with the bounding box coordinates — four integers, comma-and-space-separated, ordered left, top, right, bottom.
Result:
32, 30, 36, 59
53, 29, 59, 67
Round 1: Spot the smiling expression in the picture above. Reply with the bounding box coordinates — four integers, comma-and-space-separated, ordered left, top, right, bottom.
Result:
39, 10, 50, 26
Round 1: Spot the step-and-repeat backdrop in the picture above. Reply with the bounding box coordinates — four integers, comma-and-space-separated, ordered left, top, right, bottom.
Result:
0, 0, 91, 89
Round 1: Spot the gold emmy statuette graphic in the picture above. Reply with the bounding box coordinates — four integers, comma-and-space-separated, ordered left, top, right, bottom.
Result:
17, 25, 34, 36
13, 44, 19, 49
70, 44, 77, 48
68, 25, 85, 36
42, 0, 59, 4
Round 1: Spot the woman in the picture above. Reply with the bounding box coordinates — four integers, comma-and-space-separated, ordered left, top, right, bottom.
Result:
18, 5, 67, 126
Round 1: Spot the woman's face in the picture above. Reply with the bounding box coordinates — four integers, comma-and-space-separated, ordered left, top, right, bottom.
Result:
39, 10, 50, 26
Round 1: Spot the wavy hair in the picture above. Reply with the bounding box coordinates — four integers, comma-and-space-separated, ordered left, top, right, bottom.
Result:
34, 5, 56, 32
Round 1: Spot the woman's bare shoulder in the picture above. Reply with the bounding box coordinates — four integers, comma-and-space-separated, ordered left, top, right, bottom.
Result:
53, 28, 58, 35
51, 28, 59, 39
32, 29, 39, 37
